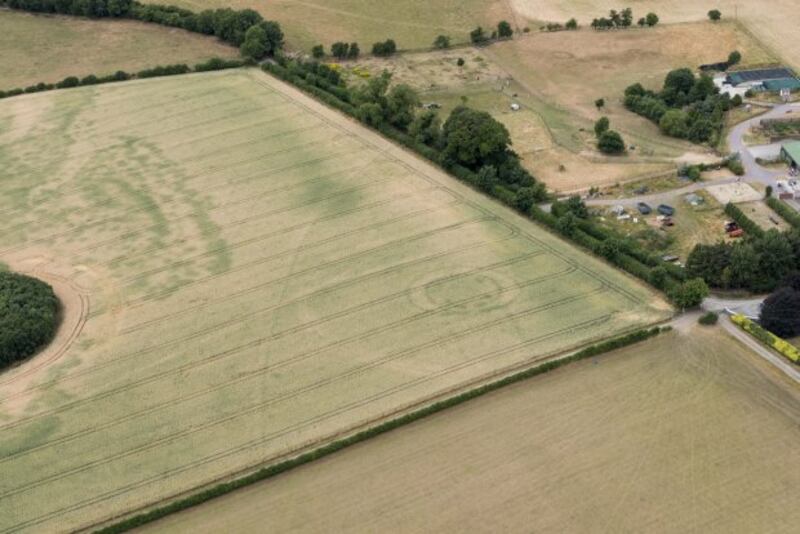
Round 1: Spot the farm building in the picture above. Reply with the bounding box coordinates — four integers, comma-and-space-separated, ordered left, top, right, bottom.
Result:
781, 141, 800, 169
725, 67, 800, 92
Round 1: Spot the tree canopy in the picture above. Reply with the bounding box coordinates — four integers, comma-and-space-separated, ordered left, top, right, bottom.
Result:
442, 106, 511, 169
1, 272, 59, 370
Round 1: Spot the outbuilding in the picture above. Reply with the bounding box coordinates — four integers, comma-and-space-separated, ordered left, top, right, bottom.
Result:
781, 141, 800, 169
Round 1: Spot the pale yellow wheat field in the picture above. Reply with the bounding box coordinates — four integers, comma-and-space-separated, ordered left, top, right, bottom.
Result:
0, 69, 668, 532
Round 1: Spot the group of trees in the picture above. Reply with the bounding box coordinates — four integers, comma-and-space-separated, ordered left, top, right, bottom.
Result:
328, 42, 360, 59
687, 228, 800, 293
371, 39, 397, 57
0, 0, 284, 59
591, 8, 658, 29
624, 67, 742, 144
0, 272, 59, 370
470, 20, 514, 44
594, 116, 626, 154
760, 273, 800, 338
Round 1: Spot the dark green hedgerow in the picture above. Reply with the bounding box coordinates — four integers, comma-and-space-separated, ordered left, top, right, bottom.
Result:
95, 326, 667, 533
0, 59, 247, 100
262, 59, 686, 296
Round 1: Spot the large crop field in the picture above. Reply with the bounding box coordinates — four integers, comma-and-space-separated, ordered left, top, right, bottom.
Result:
149, 0, 515, 51
0, 69, 669, 532
142, 325, 800, 533
0, 10, 238, 90
511, 0, 800, 70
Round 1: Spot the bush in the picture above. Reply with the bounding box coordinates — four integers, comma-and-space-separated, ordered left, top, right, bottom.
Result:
732, 314, 799, 363
311, 44, 325, 58
598, 130, 625, 154
433, 35, 450, 49
469, 26, 488, 44
137, 64, 191, 78
698, 311, 718, 325
194, 57, 244, 72
497, 20, 513, 38
371, 39, 397, 57
0, 272, 59, 369
669, 278, 709, 309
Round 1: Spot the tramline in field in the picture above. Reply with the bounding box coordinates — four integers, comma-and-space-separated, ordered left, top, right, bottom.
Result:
0, 69, 669, 532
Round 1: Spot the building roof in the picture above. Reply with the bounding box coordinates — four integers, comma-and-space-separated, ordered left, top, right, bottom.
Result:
782, 141, 800, 164
763, 78, 800, 91
728, 68, 796, 85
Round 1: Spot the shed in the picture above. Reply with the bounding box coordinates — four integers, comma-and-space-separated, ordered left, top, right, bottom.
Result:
763, 78, 800, 92
781, 141, 800, 168
727, 68, 796, 87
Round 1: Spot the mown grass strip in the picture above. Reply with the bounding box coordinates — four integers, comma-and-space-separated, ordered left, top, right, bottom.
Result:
95, 326, 667, 533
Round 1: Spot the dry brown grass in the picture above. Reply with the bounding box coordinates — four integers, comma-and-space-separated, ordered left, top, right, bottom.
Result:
0, 10, 238, 89
140, 325, 800, 533
147, 0, 514, 51
510, 1, 800, 70
486, 21, 775, 153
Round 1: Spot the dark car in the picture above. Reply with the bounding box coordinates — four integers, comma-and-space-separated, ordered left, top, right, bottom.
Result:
636, 202, 652, 215
657, 204, 675, 216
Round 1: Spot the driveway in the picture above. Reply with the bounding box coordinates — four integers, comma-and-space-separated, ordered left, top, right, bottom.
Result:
728, 102, 800, 191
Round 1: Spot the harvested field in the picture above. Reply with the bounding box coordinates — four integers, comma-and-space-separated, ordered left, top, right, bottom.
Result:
486, 22, 775, 159
141, 325, 800, 533
511, 1, 800, 71
0, 69, 669, 532
0, 10, 238, 90
149, 0, 514, 51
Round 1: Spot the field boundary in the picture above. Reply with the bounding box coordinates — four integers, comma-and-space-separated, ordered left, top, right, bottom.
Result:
91, 326, 668, 533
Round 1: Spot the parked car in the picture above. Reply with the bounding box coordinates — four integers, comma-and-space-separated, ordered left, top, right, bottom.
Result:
636, 202, 652, 215
657, 204, 675, 216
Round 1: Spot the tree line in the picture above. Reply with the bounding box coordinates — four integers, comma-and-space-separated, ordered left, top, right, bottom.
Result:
1, 272, 60, 370
624, 66, 743, 145
591, 8, 660, 30
264, 55, 711, 307
0, 58, 245, 100
0, 0, 284, 59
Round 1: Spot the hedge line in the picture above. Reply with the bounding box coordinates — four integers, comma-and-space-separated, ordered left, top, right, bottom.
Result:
766, 197, 800, 229
0, 58, 247, 100
261, 60, 685, 295
95, 325, 667, 533
731, 314, 799, 363
724, 202, 765, 238
1, 0, 284, 52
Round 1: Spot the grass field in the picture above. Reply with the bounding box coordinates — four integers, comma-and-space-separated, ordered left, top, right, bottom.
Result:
0, 69, 669, 532
141, 324, 800, 533
0, 10, 238, 90
147, 0, 515, 51
510, 1, 800, 70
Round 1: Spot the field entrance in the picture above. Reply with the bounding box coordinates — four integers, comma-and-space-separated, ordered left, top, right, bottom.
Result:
0, 69, 669, 532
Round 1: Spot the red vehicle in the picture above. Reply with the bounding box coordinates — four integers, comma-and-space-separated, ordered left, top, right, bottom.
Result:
729, 228, 744, 238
